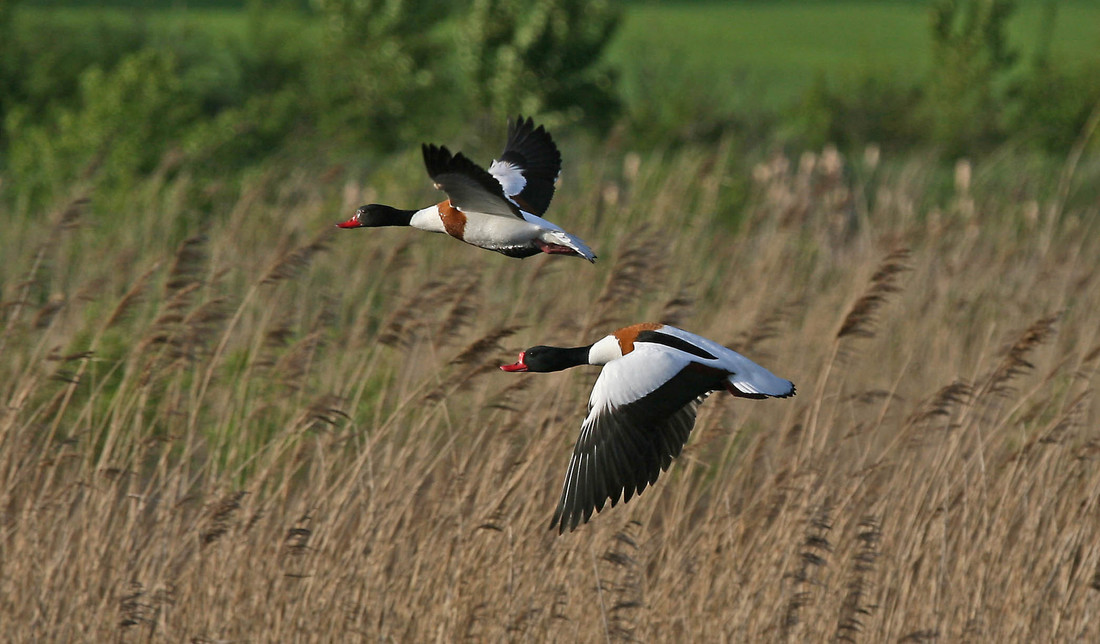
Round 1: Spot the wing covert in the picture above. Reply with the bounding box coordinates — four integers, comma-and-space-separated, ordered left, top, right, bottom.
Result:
422, 143, 524, 219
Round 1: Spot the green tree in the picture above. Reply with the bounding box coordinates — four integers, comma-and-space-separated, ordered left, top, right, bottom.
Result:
460, 0, 620, 127
309, 0, 463, 150
6, 50, 195, 208
923, 0, 1018, 155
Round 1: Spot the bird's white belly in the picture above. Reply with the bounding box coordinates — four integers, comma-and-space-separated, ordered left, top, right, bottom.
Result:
459, 216, 540, 247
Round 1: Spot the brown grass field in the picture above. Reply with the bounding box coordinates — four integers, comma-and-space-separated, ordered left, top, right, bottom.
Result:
2, 139, 1100, 641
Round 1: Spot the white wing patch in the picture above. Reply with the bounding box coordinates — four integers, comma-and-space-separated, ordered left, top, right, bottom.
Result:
585, 346, 691, 419
488, 159, 526, 198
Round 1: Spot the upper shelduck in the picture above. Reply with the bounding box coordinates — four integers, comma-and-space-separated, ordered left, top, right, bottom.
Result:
337, 116, 595, 262
500, 323, 795, 533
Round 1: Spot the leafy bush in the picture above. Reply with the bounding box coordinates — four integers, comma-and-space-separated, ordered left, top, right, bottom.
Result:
921, 0, 1018, 155
307, 0, 466, 150
6, 49, 195, 208
460, 0, 621, 127
1010, 62, 1100, 153
790, 74, 924, 151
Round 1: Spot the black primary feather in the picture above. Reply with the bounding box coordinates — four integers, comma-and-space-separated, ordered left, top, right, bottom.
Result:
550, 364, 726, 533
421, 143, 523, 219
497, 115, 562, 216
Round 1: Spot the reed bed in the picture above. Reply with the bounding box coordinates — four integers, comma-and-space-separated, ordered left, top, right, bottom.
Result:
1, 142, 1099, 641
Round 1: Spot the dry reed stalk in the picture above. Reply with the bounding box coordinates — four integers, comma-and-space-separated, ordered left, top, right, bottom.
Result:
978, 312, 1060, 401
587, 226, 666, 332
1045, 101, 1100, 250
0, 244, 48, 360
274, 331, 325, 392
376, 279, 450, 348
728, 299, 798, 357
437, 277, 482, 345
803, 249, 910, 462
189, 228, 333, 434
657, 288, 695, 328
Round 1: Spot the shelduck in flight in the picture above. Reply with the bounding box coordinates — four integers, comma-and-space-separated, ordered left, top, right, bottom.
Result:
337, 116, 595, 262
500, 323, 795, 533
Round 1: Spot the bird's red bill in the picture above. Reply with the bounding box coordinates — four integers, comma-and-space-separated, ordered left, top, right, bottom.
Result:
336, 216, 359, 228
499, 352, 527, 372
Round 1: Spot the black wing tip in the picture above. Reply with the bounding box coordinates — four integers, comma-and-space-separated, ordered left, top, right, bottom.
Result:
422, 143, 497, 194
504, 115, 559, 157
549, 509, 572, 535
509, 114, 539, 136
421, 142, 453, 176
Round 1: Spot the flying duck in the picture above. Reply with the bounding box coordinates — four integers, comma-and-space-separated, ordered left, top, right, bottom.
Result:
337, 116, 595, 262
500, 323, 795, 533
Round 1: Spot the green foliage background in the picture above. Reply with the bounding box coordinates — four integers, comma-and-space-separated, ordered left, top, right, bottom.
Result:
1, 0, 1098, 216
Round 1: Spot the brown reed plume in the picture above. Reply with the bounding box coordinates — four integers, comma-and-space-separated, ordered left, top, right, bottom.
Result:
165, 233, 209, 293
201, 491, 248, 545
437, 277, 483, 345
836, 248, 911, 340
48, 194, 90, 229
588, 227, 666, 331
450, 324, 521, 367
804, 249, 911, 460
377, 279, 450, 348
904, 380, 973, 430
782, 500, 834, 638
599, 520, 646, 642
835, 516, 881, 642
261, 229, 334, 284
658, 287, 695, 328
274, 331, 326, 391
179, 296, 231, 360
729, 299, 799, 356
978, 312, 1060, 399
104, 263, 161, 330
421, 326, 522, 403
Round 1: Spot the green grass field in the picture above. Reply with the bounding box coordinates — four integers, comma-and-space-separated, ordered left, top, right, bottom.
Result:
608, 1, 1100, 111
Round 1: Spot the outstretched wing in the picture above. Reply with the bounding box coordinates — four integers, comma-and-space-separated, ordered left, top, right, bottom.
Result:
422, 143, 524, 220
550, 348, 720, 534
488, 115, 562, 216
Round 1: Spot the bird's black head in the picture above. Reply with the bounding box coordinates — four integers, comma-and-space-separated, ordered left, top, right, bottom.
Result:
336, 204, 414, 229
499, 345, 591, 373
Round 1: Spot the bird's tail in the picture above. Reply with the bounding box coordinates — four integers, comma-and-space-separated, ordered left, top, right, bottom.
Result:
726, 371, 796, 399
541, 229, 597, 263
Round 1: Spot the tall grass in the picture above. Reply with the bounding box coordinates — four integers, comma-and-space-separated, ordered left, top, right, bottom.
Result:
2, 141, 1099, 640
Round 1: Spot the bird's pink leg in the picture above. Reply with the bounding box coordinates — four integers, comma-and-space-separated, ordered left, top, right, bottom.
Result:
536, 240, 578, 255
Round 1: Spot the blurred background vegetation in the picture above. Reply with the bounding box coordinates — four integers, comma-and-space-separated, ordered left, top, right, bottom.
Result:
4, 2, 1100, 638
3, 0, 1098, 219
